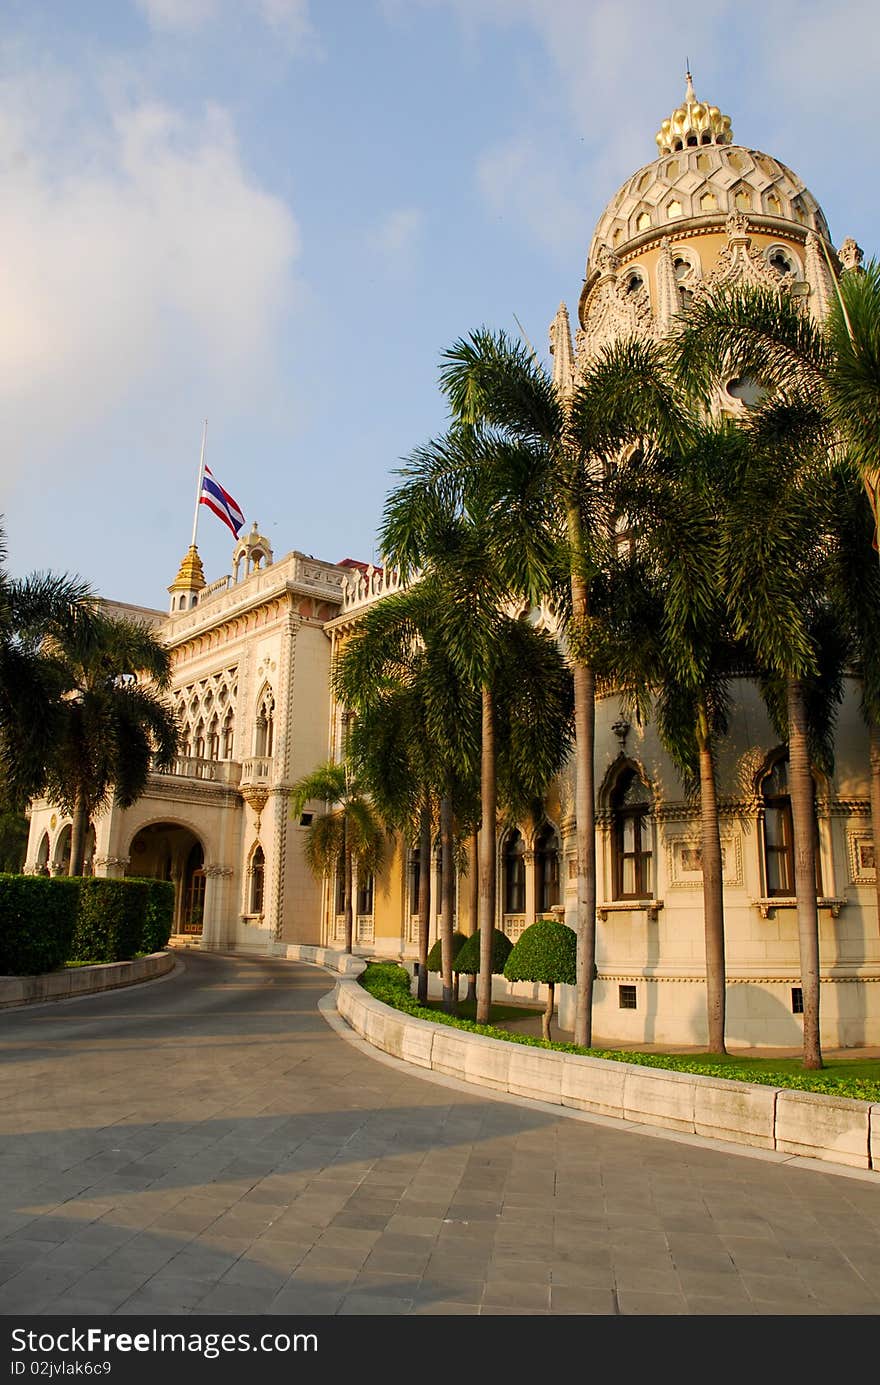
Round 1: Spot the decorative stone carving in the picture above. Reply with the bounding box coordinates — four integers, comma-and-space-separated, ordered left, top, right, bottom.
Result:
654, 237, 681, 331
204, 864, 233, 879
804, 231, 834, 322
549, 301, 575, 400
725, 209, 751, 241
839, 237, 864, 272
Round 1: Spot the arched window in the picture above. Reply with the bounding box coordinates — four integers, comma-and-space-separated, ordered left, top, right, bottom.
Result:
207, 716, 220, 761
356, 871, 374, 917
503, 829, 526, 914
254, 688, 275, 756
535, 824, 560, 914
611, 769, 653, 899
761, 754, 822, 896
194, 719, 205, 759
222, 710, 234, 759
249, 846, 265, 914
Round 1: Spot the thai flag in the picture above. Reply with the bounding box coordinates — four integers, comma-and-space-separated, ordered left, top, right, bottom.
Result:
200, 466, 245, 539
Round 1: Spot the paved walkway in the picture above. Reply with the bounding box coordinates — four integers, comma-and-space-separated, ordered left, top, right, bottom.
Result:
0, 951, 878, 1316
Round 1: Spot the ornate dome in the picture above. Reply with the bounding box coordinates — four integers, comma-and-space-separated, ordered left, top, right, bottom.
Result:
586, 74, 830, 277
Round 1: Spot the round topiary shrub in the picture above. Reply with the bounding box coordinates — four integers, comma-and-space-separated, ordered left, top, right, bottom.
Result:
503, 918, 577, 1041
425, 931, 468, 973
453, 927, 513, 977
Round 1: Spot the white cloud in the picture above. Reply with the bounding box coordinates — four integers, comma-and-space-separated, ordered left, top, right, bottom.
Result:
371, 206, 424, 263
135, 0, 219, 30
0, 72, 301, 478
135, 0, 318, 52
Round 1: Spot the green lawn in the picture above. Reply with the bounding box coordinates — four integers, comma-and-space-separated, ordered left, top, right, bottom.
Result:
421, 997, 544, 1025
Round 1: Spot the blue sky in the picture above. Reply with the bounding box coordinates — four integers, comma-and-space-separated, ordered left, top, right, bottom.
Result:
2, 0, 878, 609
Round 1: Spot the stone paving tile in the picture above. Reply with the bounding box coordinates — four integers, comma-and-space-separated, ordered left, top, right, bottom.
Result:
549, 1285, 619, 1314
3, 952, 880, 1320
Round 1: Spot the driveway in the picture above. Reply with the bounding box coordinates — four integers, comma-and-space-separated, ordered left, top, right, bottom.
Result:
0, 951, 877, 1315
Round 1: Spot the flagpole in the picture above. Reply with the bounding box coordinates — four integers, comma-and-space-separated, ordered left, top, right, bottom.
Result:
190, 419, 208, 550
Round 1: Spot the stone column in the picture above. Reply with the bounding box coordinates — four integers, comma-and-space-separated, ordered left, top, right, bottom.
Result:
524, 849, 537, 925
201, 865, 234, 949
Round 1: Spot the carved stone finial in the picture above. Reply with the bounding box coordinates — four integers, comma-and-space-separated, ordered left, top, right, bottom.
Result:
612, 717, 631, 751
549, 301, 575, 398
595, 243, 621, 278
725, 210, 750, 241
839, 237, 864, 272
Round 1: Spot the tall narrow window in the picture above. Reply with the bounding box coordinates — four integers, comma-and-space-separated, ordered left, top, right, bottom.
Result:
249, 846, 265, 914
334, 853, 346, 915
503, 829, 526, 914
222, 710, 234, 759
207, 716, 220, 761
535, 825, 560, 913
410, 846, 421, 914
761, 755, 822, 895
356, 872, 374, 916
255, 688, 275, 756
611, 769, 653, 899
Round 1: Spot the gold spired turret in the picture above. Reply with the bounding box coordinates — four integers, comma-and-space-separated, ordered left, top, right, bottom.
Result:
168, 544, 206, 614
655, 70, 732, 154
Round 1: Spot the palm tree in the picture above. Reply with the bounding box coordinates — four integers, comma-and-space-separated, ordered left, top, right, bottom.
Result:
0, 524, 93, 809
380, 436, 568, 1023
42, 607, 179, 876
436, 329, 688, 1046
290, 760, 385, 957
673, 283, 851, 1068
333, 582, 480, 1000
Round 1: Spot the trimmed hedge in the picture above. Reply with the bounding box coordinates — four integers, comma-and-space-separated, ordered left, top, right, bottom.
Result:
0, 875, 80, 975
70, 878, 149, 963
129, 878, 175, 954
0, 872, 172, 976
425, 931, 468, 973
453, 927, 513, 976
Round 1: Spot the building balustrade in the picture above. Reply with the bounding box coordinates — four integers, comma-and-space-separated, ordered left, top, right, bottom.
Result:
158, 755, 242, 786
240, 757, 273, 784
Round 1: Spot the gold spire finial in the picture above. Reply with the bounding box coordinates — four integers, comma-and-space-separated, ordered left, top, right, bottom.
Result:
168, 544, 206, 593
655, 72, 732, 155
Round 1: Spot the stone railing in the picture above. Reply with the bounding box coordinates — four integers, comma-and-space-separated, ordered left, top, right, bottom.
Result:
159, 756, 242, 786
240, 756, 273, 784
198, 574, 233, 603
340, 562, 405, 613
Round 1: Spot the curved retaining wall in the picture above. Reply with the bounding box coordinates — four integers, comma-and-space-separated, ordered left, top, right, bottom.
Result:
310, 955, 879, 1173
0, 950, 175, 1008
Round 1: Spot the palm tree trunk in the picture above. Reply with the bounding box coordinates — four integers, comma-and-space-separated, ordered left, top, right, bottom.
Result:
788, 679, 823, 1069
69, 790, 88, 877
567, 506, 597, 1049
696, 708, 726, 1054
417, 798, 432, 1003
466, 830, 478, 1003
439, 793, 456, 1013
343, 831, 354, 956
869, 721, 880, 935
476, 684, 497, 1024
